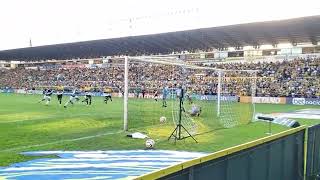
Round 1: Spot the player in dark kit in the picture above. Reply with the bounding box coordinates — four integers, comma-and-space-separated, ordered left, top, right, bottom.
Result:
141, 88, 146, 98
103, 87, 113, 104
104, 93, 112, 104
57, 91, 63, 105
38, 89, 53, 105
82, 91, 92, 106
153, 89, 159, 101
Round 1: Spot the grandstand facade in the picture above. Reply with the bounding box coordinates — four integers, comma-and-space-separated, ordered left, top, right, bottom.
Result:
0, 15, 319, 62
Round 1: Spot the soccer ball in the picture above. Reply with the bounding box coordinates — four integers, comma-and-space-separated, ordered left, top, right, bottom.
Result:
145, 139, 155, 149
159, 116, 166, 123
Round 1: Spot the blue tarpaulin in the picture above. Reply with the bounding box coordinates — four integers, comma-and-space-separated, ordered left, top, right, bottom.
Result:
0, 150, 206, 180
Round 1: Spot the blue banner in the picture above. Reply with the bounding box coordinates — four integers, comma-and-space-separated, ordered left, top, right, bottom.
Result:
0, 150, 205, 180
286, 97, 320, 106
0, 88, 14, 93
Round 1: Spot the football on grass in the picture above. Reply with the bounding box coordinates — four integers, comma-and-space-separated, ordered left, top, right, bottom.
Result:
145, 139, 155, 149
159, 116, 166, 123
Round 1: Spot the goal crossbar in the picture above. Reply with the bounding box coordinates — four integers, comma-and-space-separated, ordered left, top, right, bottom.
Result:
128, 56, 259, 73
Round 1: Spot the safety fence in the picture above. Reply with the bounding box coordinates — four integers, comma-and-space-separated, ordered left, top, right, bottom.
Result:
306, 124, 320, 180
136, 125, 320, 180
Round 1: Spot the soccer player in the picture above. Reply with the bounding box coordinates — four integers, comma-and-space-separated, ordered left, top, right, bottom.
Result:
141, 88, 146, 98
154, 89, 159, 101
134, 87, 141, 98
188, 103, 202, 117
56, 88, 63, 105
103, 87, 113, 104
38, 89, 53, 105
103, 92, 112, 104
64, 89, 80, 108
82, 91, 92, 106
162, 86, 169, 107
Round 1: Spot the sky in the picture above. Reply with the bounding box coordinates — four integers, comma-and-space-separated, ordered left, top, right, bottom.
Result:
0, 0, 319, 50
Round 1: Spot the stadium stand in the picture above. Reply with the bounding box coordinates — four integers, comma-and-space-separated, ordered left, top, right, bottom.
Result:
1, 57, 320, 98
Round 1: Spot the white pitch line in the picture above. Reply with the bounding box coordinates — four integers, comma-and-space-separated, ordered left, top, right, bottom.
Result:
0, 112, 120, 124
0, 131, 122, 153
0, 121, 170, 153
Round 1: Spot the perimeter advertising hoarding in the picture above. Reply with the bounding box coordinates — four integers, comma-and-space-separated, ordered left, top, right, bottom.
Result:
126, 93, 238, 102
62, 64, 86, 69
287, 97, 320, 106
240, 96, 286, 104
0, 88, 14, 93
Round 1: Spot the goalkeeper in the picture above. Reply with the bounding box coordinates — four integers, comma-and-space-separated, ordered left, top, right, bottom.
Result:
162, 86, 169, 107
188, 103, 201, 117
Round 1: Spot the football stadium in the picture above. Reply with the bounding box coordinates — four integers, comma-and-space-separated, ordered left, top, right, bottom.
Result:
1, 1, 320, 179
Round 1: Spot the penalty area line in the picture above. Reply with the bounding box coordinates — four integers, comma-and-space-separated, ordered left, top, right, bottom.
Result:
0, 112, 120, 124
0, 131, 122, 153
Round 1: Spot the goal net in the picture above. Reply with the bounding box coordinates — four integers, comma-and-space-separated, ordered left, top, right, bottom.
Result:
216, 70, 257, 128
123, 56, 256, 137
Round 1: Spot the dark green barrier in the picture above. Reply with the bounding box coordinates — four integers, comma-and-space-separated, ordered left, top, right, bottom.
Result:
136, 126, 306, 180
306, 124, 320, 179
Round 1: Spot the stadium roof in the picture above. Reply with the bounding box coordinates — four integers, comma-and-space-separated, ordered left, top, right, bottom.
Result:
1, 15, 320, 61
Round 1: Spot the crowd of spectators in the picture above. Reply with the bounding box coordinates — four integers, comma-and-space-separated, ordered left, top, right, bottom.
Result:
0, 57, 320, 98
210, 57, 320, 97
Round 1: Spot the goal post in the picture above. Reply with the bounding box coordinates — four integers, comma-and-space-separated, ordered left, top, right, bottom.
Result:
217, 70, 222, 117
123, 56, 128, 131
122, 55, 257, 134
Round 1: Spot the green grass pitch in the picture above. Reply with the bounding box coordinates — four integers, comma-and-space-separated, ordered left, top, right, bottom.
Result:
0, 93, 319, 167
